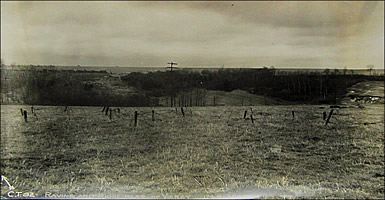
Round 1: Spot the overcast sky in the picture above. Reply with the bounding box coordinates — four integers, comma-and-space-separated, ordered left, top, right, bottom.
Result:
1, 1, 384, 69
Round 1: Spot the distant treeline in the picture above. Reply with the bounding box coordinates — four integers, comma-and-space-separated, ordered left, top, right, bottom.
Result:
1, 69, 153, 106
121, 68, 384, 104
2, 67, 383, 106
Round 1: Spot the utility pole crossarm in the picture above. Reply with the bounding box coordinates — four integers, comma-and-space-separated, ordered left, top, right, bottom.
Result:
167, 62, 178, 72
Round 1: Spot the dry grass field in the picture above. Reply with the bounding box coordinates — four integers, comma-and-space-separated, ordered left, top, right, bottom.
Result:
1, 81, 384, 199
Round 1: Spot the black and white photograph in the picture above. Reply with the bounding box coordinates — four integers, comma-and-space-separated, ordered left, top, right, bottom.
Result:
1, 1, 384, 199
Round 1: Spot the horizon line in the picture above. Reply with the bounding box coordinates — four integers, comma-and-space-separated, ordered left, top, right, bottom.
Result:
2, 64, 384, 70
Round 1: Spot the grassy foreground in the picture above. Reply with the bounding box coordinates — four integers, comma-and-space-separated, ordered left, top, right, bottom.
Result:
1, 103, 384, 198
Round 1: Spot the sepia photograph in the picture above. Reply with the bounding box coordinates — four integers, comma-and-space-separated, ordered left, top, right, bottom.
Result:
1, 1, 384, 199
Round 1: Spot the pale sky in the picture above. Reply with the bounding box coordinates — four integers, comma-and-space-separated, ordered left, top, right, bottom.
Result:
1, 1, 384, 69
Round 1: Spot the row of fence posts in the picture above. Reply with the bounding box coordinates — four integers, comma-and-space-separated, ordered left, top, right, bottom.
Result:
20, 106, 36, 122
168, 95, 267, 107
168, 92, 207, 107
20, 105, 335, 127
242, 108, 334, 126
102, 106, 121, 120
132, 107, 189, 127
101, 107, 150, 127
133, 110, 155, 127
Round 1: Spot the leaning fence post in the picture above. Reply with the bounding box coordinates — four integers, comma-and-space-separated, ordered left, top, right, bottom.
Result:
181, 107, 185, 117
24, 111, 28, 122
244, 110, 248, 119
134, 111, 138, 127
152, 110, 155, 121
325, 109, 334, 126
250, 114, 254, 124
105, 106, 109, 116
102, 106, 106, 112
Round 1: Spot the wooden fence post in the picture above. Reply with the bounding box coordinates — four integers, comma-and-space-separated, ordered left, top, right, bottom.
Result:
181, 107, 185, 117
102, 106, 106, 112
152, 110, 155, 121
24, 111, 28, 122
325, 109, 334, 126
109, 109, 112, 120
105, 106, 109, 116
250, 114, 254, 124
292, 111, 295, 119
243, 110, 248, 119
31, 106, 34, 114
21, 109, 24, 116
323, 111, 327, 120
134, 111, 138, 127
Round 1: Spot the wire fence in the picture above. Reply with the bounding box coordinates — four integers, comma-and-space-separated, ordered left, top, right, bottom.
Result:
15, 104, 362, 130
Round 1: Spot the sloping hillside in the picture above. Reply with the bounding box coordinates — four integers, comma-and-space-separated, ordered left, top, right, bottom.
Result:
343, 81, 384, 105
157, 89, 290, 107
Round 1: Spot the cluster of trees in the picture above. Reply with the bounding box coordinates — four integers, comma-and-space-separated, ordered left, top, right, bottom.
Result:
1, 69, 153, 106
122, 68, 383, 104
2, 64, 382, 106
121, 71, 202, 97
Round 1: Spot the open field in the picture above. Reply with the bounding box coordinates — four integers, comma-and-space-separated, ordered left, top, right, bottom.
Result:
1, 82, 384, 199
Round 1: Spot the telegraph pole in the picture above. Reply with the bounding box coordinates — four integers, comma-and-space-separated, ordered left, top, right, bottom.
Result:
167, 62, 178, 72
167, 62, 178, 107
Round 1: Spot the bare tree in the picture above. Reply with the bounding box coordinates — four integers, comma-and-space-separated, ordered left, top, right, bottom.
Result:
323, 68, 330, 75
333, 68, 340, 75
366, 65, 374, 76
343, 66, 347, 75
